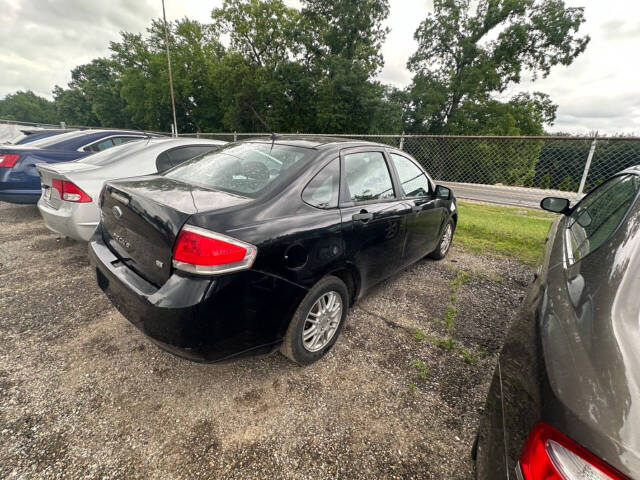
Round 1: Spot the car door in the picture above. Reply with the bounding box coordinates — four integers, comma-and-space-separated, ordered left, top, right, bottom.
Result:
339, 148, 410, 293
388, 152, 443, 262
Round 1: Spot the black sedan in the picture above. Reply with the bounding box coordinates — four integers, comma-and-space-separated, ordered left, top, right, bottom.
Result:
475, 167, 640, 479
89, 137, 457, 364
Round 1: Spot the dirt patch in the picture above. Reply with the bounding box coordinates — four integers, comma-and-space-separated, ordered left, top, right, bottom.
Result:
0, 200, 531, 479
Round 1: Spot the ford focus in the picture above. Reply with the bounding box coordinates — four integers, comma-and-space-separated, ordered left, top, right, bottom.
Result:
89, 137, 457, 365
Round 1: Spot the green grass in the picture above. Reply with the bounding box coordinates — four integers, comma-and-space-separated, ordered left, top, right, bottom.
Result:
456, 200, 554, 265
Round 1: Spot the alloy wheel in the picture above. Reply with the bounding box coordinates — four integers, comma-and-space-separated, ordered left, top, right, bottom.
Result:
302, 291, 343, 352
441, 223, 453, 254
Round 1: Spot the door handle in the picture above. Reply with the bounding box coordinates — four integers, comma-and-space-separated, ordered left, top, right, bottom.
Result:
352, 210, 373, 224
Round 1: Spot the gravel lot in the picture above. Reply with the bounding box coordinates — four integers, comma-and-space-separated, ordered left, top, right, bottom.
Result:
0, 201, 531, 479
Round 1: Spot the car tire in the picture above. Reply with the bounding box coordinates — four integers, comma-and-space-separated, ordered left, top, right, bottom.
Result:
429, 218, 455, 260
281, 275, 349, 365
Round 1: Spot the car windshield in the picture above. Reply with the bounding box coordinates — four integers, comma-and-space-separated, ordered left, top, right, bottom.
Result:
164, 142, 314, 197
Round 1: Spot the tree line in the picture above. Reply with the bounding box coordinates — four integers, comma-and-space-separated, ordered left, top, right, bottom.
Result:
1, 0, 588, 137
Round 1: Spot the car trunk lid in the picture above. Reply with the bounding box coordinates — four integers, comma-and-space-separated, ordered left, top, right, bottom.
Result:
101, 176, 251, 286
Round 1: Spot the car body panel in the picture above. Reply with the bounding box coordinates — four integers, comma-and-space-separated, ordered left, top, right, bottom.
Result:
89, 137, 458, 362
476, 170, 640, 479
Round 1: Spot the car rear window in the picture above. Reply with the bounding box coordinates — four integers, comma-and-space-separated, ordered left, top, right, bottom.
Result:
79, 139, 148, 165
164, 142, 314, 198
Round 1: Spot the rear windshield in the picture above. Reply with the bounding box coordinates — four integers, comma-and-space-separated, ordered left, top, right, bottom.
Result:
25, 130, 96, 148
79, 138, 150, 165
164, 142, 315, 197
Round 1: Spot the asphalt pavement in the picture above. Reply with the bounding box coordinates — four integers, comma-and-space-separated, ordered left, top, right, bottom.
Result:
442, 181, 581, 209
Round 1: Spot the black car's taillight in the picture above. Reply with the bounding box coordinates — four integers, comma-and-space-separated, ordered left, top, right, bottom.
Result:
172, 225, 257, 275
0, 153, 20, 168
519, 422, 629, 479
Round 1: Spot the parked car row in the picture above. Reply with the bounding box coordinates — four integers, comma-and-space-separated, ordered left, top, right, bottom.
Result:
0, 129, 164, 203
37, 137, 226, 240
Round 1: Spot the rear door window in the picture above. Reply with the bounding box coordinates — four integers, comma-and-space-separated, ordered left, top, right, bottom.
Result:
111, 136, 140, 146
85, 138, 114, 152
566, 174, 640, 262
343, 151, 395, 202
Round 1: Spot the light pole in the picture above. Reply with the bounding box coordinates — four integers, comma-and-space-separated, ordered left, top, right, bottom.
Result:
161, 0, 178, 137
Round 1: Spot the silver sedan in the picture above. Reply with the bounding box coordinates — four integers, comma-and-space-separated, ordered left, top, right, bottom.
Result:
36, 137, 226, 241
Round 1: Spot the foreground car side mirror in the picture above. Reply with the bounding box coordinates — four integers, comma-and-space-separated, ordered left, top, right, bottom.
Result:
541, 197, 571, 214
435, 185, 452, 200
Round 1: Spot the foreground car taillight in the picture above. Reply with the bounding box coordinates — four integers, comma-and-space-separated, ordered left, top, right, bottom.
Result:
0, 153, 20, 168
52, 179, 92, 202
519, 423, 628, 480
172, 225, 257, 275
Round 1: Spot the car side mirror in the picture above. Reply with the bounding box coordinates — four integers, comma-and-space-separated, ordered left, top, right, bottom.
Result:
435, 185, 451, 200
540, 197, 570, 214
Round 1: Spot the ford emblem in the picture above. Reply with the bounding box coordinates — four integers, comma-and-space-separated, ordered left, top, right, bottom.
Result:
112, 206, 123, 219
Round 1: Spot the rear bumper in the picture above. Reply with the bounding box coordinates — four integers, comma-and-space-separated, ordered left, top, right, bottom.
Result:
37, 198, 99, 241
88, 231, 307, 362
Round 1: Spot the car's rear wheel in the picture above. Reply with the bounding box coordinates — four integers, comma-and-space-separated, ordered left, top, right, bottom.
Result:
429, 218, 455, 260
281, 275, 349, 365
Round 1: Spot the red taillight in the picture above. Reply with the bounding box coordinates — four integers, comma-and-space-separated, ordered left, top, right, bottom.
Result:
0, 153, 20, 168
51, 179, 92, 203
519, 423, 628, 480
172, 225, 257, 275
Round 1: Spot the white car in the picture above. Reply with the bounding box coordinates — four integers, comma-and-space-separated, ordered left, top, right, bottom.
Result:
36, 137, 226, 241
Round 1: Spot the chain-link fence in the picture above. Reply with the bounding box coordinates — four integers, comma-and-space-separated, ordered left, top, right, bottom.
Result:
182, 132, 640, 197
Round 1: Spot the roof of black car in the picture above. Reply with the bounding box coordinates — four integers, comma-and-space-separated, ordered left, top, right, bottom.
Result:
243, 135, 390, 150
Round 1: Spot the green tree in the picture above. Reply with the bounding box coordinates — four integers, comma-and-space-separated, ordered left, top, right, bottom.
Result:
52, 85, 99, 126
300, 0, 392, 133
406, 0, 589, 134
0, 90, 57, 124
111, 19, 226, 132
53, 58, 129, 127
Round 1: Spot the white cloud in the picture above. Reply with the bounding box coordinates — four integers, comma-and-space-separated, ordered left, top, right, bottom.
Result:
0, 0, 638, 134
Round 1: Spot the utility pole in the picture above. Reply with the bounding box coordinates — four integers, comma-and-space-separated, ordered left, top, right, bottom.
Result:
161, 0, 178, 137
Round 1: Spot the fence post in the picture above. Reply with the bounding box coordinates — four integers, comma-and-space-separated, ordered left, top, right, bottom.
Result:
60, 121, 66, 129
399, 131, 405, 151
577, 132, 598, 195
196, 132, 200, 139
233, 131, 237, 142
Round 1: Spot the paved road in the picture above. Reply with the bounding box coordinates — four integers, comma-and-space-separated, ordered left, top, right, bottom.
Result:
441, 181, 580, 209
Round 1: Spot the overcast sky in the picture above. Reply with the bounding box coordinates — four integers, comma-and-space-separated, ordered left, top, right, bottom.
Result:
1, 0, 639, 134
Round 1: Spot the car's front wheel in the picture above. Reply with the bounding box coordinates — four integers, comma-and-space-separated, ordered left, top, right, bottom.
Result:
281, 275, 349, 365
429, 218, 455, 260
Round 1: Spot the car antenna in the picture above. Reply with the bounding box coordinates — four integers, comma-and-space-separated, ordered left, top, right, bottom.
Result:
249, 105, 278, 146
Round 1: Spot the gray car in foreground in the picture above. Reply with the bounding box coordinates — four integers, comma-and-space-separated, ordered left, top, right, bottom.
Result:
475, 166, 640, 479
36, 137, 226, 241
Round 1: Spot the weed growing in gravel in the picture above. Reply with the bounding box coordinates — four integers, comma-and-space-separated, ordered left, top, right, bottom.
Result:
413, 328, 427, 341
461, 349, 477, 365
444, 305, 457, 329
435, 337, 456, 351
409, 383, 416, 392
477, 345, 489, 356
440, 269, 470, 329
409, 359, 428, 380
